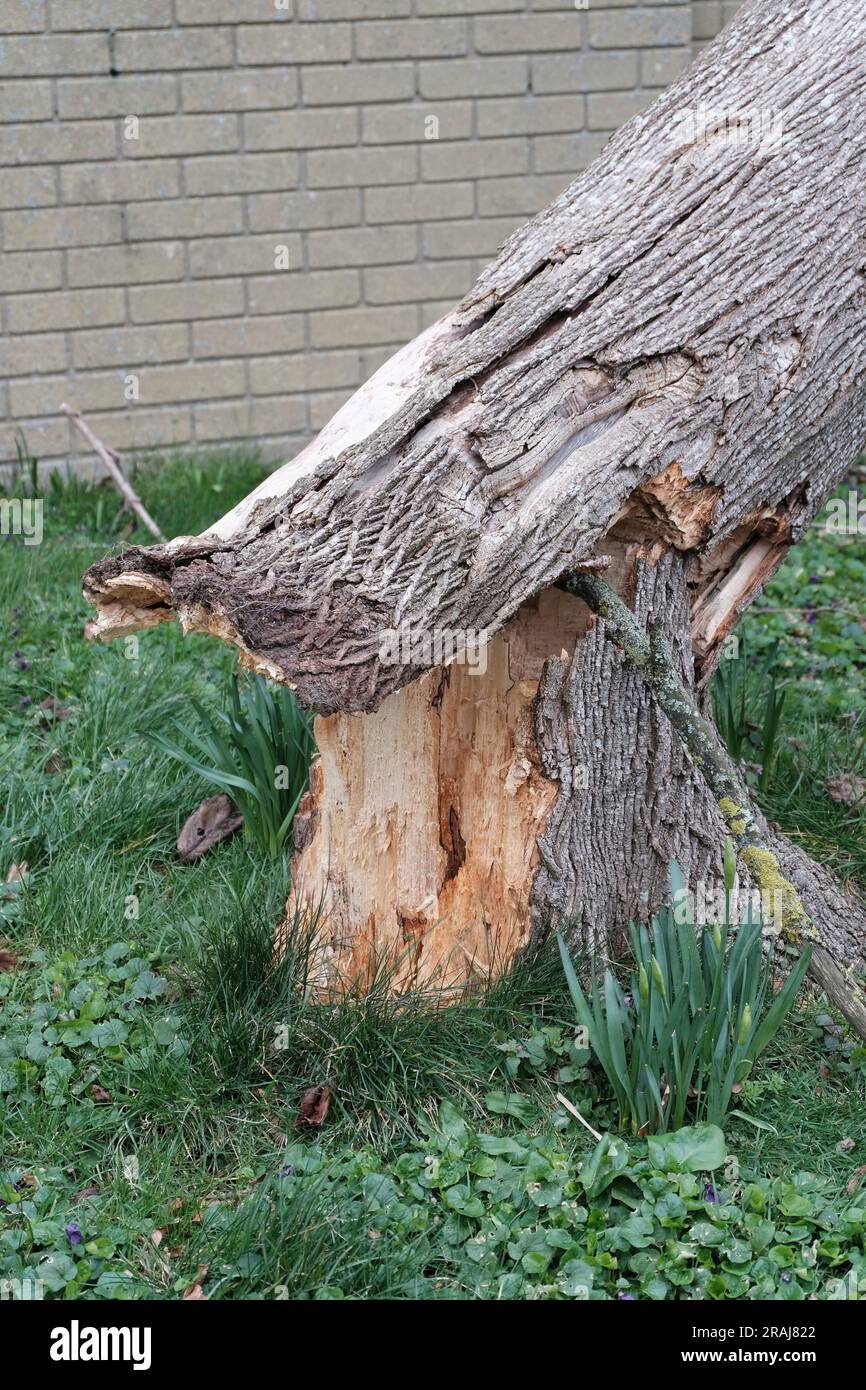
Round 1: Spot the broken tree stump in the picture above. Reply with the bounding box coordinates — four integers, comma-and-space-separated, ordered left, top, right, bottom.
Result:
84, 0, 866, 1005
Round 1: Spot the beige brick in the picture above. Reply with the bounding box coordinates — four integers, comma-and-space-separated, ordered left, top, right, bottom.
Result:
641, 48, 694, 88
248, 188, 361, 233
356, 19, 467, 60
123, 114, 239, 159
68, 241, 185, 289
478, 95, 585, 138
310, 305, 417, 349
11, 373, 113, 419
49, 0, 172, 28
419, 57, 526, 100
181, 68, 298, 113
588, 91, 653, 130
115, 29, 234, 72
418, 0, 523, 11
421, 137, 527, 182
310, 389, 354, 430
3, 206, 122, 251
301, 63, 415, 107
245, 109, 358, 151
57, 76, 178, 121
177, 0, 282, 21
144, 360, 247, 406
534, 133, 593, 176
307, 226, 417, 269
250, 351, 360, 396
0, 34, 109, 78
476, 14, 583, 54
365, 180, 474, 225
589, 8, 690, 48
477, 173, 570, 217
420, 298, 460, 330
0, 80, 52, 122
62, 159, 180, 204
193, 317, 305, 360
193, 401, 256, 445
298, 0, 410, 16
237, 24, 351, 66
75, 407, 193, 454
188, 234, 303, 279
71, 323, 190, 370
308, 145, 416, 189
126, 196, 243, 241
583, 131, 613, 164
184, 152, 299, 196
364, 260, 472, 305
693, 1, 722, 42
7, 288, 125, 335
247, 270, 360, 315
129, 280, 243, 325
1, 1, 45, 32
532, 50, 639, 95
722, 1, 743, 23
362, 343, 402, 376
0, 166, 56, 208
249, 398, 309, 438
0, 122, 115, 166
0, 333, 67, 378
362, 101, 472, 144
423, 217, 519, 259
2, 417, 71, 461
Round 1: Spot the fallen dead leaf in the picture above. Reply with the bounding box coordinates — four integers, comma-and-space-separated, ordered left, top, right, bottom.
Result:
39, 696, 72, 723
5, 862, 28, 883
150, 1229, 166, 1248
297, 1084, 332, 1128
71, 1185, 100, 1204
0, 945, 21, 972
847, 1165, 866, 1196
183, 1265, 208, 1300
837, 1136, 855, 1154
826, 773, 866, 808
44, 751, 68, 774
91, 1084, 113, 1103
177, 793, 243, 864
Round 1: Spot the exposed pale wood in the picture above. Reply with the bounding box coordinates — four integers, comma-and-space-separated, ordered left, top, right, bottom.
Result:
62, 404, 165, 542
289, 596, 572, 993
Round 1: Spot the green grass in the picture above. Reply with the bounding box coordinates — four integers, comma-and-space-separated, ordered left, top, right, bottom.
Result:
1, 452, 865, 1300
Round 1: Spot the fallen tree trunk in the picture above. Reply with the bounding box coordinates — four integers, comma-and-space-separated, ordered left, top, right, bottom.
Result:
84, 0, 866, 1007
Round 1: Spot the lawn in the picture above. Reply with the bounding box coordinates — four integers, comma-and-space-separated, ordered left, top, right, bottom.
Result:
1, 451, 865, 1301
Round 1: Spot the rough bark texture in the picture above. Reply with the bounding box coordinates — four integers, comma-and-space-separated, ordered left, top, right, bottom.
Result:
82, 0, 866, 993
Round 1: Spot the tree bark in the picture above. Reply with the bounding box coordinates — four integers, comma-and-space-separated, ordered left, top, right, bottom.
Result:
84, 0, 866, 1000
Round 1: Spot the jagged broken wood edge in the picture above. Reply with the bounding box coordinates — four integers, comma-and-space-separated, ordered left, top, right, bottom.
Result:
83, 0, 866, 716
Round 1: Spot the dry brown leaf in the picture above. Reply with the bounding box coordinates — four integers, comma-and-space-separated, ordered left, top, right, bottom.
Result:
0, 947, 21, 973
91, 1084, 112, 1103
837, 1136, 855, 1154
183, 1265, 208, 1300
826, 773, 866, 808
847, 1165, 866, 1196
150, 1229, 165, 1248
177, 793, 243, 863
297, 1084, 332, 1127
44, 751, 68, 774
71, 1185, 100, 1204
39, 696, 72, 723
5, 863, 27, 883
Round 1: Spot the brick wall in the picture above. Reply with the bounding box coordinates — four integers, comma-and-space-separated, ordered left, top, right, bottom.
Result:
692, 2, 741, 52
0, 1, 699, 479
